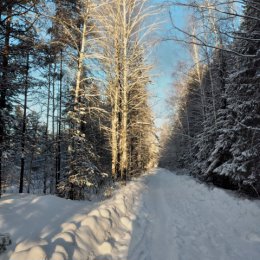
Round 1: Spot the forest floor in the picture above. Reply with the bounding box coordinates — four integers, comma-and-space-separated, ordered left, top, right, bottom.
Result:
1, 168, 260, 260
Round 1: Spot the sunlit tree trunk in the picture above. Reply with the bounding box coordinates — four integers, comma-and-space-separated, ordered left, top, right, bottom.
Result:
74, 17, 87, 106
120, 0, 129, 180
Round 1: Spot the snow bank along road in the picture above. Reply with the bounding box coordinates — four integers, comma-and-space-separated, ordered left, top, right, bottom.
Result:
1, 168, 260, 260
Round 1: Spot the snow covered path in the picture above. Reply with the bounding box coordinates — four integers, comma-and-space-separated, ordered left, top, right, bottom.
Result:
128, 168, 260, 260
1, 168, 260, 260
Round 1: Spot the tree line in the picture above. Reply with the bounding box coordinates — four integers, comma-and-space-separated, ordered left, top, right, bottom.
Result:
160, 0, 260, 196
0, 0, 158, 199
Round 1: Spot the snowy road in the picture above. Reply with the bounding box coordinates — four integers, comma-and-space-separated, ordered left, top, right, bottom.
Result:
1, 168, 260, 260
128, 168, 260, 260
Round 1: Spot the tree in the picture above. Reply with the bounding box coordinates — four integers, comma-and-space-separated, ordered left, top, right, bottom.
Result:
95, 0, 156, 180
0, 0, 39, 196
207, 0, 260, 194
0, 0, 159, 198
50, 0, 109, 199
162, 0, 260, 196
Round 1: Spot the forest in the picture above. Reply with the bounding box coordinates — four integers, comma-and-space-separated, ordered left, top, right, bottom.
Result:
0, 0, 158, 200
0, 0, 260, 259
1, 0, 259, 200
160, 0, 260, 197
0, 0, 260, 199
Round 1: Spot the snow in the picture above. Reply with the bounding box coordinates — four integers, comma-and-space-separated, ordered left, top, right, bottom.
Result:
1, 168, 260, 260
0, 182, 143, 260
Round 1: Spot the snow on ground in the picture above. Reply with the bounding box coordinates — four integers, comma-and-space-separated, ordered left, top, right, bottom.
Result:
0, 181, 143, 260
128, 169, 260, 260
1, 168, 260, 260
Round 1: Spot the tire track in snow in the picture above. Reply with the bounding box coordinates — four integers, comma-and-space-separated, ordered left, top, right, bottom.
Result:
127, 168, 260, 260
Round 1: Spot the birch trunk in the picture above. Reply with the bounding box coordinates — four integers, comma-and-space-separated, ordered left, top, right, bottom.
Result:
111, 80, 119, 178
120, 0, 129, 180
74, 15, 88, 105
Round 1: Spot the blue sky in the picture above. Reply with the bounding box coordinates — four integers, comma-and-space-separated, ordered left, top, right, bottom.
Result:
148, 0, 191, 128
29, 0, 190, 129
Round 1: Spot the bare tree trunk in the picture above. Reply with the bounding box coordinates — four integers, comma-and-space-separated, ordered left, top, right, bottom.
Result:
120, 0, 128, 181
111, 1, 121, 179
43, 62, 51, 194
111, 80, 119, 178
27, 121, 38, 194
19, 53, 30, 193
95, 0, 155, 181
27, 152, 34, 194
191, 26, 206, 122
200, 9, 217, 125
74, 15, 87, 105
56, 49, 63, 186
51, 61, 57, 194
0, 3, 12, 197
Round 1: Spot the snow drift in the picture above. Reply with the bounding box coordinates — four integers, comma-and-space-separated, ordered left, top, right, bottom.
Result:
1, 168, 260, 260
0, 180, 143, 260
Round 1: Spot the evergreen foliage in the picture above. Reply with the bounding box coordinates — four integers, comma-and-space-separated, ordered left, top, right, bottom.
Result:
161, 0, 260, 196
0, 0, 157, 199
